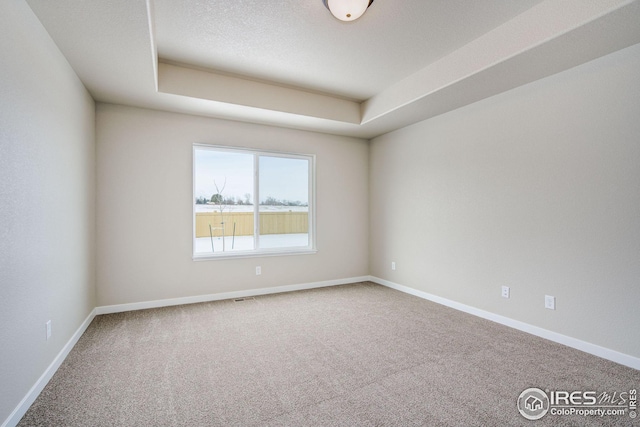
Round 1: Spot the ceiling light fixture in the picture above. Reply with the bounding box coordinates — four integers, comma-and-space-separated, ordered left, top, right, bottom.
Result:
322, 0, 374, 22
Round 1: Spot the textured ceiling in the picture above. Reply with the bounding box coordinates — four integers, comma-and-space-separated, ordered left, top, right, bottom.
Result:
154, 0, 542, 100
25, 0, 640, 139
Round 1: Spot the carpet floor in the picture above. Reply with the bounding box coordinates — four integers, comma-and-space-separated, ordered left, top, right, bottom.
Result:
19, 282, 639, 426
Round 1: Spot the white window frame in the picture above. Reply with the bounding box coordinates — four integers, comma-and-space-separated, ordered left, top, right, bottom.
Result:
193, 144, 317, 260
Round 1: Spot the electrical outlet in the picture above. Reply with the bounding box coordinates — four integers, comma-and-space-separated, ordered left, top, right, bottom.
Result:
545, 295, 556, 310
501, 286, 510, 299
46, 320, 51, 340
391, 262, 396, 271
256, 266, 261, 276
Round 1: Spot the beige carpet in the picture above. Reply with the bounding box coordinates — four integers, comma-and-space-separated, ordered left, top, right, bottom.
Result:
19, 282, 639, 426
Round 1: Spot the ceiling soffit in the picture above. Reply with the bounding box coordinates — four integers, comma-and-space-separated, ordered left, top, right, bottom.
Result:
26, 0, 640, 138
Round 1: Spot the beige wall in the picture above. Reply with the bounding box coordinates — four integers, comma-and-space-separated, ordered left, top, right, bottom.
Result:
370, 43, 640, 358
0, 1, 96, 422
96, 104, 369, 306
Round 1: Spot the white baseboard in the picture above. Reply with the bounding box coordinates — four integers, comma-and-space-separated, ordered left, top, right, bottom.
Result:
2, 309, 96, 427
95, 276, 371, 315
369, 276, 640, 371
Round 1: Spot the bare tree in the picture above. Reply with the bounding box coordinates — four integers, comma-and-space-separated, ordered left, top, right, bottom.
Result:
213, 178, 228, 251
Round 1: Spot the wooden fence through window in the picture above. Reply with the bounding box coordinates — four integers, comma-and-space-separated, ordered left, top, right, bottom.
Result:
195, 211, 308, 238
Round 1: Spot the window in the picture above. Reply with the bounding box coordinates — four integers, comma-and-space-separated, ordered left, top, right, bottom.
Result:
193, 144, 315, 259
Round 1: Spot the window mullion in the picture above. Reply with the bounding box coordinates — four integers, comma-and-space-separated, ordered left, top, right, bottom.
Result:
253, 154, 260, 250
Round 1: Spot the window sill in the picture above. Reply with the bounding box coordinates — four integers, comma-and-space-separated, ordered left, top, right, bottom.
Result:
193, 247, 317, 261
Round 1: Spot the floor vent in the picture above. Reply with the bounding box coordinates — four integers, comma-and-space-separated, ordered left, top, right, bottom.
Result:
233, 297, 256, 302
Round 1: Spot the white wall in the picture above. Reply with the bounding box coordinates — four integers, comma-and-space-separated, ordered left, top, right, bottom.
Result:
0, 1, 96, 423
96, 104, 369, 306
369, 43, 640, 358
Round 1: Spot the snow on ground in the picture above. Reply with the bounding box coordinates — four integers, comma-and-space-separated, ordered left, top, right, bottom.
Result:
195, 233, 309, 253
195, 204, 308, 213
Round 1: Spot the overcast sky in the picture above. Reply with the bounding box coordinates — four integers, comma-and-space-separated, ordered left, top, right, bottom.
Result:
195, 149, 309, 204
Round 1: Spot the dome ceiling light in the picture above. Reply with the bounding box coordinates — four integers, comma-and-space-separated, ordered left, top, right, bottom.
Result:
322, 0, 374, 22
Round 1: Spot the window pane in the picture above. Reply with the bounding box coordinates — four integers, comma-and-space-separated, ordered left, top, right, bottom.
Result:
258, 156, 309, 249
194, 148, 254, 254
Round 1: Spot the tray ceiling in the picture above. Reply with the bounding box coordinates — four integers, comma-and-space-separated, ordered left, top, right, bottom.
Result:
26, 0, 640, 138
